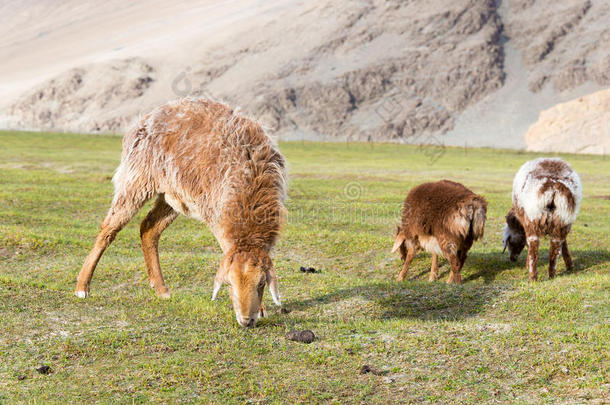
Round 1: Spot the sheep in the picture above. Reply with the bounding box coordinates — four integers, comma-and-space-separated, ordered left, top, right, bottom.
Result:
75, 98, 287, 327
392, 180, 487, 283
503, 158, 582, 280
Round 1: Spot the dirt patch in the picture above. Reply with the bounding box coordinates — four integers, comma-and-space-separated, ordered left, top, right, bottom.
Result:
286, 329, 316, 344
0, 247, 14, 259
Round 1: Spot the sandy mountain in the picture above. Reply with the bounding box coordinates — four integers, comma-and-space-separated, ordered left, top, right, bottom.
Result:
525, 88, 610, 155
0, 0, 608, 150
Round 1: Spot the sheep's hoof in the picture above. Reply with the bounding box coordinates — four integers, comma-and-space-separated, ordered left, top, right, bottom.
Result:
75, 290, 89, 299
446, 275, 462, 284
156, 289, 171, 299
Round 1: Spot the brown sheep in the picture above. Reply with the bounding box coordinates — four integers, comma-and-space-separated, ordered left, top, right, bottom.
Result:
503, 158, 582, 280
392, 180, 487, 283
75, 98, 286, 327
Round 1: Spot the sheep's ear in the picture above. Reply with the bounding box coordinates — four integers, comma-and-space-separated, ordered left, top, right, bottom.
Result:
503, 236, 510, 254
391, 233, 406, 253
266, 268, 281, 306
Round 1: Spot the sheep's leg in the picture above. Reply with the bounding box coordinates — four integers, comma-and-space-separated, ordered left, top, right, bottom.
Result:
548, 238, 562, 279
397, 248, 416, 282
76, 193, 149, 297
561, 240, 574, 270
457, 246, 469, 275
441, 242, 462, 284
140, 195, 179, 298
526, 236, 539, 281
446, 254, 462, 284
429, 254, 439, 281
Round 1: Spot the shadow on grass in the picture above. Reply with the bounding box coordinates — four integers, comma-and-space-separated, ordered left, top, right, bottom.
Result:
402, 252, 517, 284
462, 251, 525, 283
561, 249, 610, 275
391, 251, 519, 284
464, 249, 610, 283
285, 249, 609, 323
288, 280, 512, 322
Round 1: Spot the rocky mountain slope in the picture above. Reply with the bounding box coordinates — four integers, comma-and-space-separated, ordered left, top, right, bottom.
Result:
0, 0, 608, 149
526, 88, 610, 154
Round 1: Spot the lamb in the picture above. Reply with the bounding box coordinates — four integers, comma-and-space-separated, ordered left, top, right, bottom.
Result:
503, 158, 582, 281
75, 98, 286, 327
391, 180, 487, 283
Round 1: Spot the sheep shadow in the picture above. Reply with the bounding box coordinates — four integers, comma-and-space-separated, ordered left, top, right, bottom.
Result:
288, 280, 512, 322
561, 249, 610, 275
397, 251, 518, 284
463, 249, 610, 283
284, 249, 609, 324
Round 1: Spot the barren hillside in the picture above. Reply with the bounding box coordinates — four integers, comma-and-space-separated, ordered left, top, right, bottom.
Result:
0, 0, 608, 149
525, 88, 610, 154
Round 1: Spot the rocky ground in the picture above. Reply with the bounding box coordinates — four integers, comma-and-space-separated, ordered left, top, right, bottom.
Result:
0, 0, 608, 150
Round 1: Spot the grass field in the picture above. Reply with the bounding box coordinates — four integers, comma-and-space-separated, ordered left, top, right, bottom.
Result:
0, 131, 608, 404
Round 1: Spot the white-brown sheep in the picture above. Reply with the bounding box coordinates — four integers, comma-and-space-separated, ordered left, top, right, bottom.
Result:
503, 158, 582, 280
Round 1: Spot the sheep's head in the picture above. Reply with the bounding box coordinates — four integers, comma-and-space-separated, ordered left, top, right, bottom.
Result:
212, 250, 280, 328
503, 210, 526, 262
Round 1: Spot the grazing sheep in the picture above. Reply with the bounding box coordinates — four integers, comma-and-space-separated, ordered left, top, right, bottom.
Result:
75, 98, 286, 327
392, 180, 487, 283
503, 158, 582, 280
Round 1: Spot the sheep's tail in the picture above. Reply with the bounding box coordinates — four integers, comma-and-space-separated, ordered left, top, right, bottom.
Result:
456, 197, 487, 241
449, 196, 487, 241
470, 199, 487, 240
538, 181, 578, 225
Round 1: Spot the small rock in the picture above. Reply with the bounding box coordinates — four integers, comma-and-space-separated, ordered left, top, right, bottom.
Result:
17, 375, 26, 381
280, 307, 291, 314
36, 365, 52, 375
286, 329, 315, 343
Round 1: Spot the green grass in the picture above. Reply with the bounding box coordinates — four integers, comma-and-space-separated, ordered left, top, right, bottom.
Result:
0, 131, 608, 404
